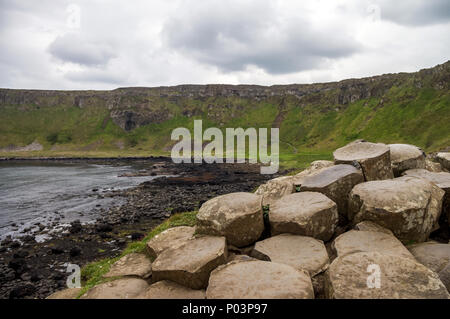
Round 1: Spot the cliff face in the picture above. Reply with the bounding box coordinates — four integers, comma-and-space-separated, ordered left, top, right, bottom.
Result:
0, 61, 449, 154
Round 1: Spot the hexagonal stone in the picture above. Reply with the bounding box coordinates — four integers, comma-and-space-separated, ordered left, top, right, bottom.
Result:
436, 152, 450, 171
353, 221, 393, 235
389, 144, 425, 176
136, 280, 206, 299
325, 252, 449, 299
252, 234, 329, 276
196, 192, 263, 247
269, 192, 338, 241
332, 230, 414, 259
299, 164, 363, 218
152, 236, 227, 289
146, 226, 195, 259
255, 176, 294, 207
46, 288, 81, 299
348, 176, 445, 243
206, 260, 314, 299
333, 141, 393, 181
104, 253, 152, 279
408, 242, 450, 291
81, 278, 149, 299
292, 160, 334, 188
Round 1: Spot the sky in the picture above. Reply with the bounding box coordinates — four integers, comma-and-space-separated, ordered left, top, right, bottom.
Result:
0, 0, 449, 90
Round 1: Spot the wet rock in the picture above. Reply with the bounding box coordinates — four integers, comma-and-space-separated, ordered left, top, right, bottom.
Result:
104, 253, 152, 279
69, 247, 81, 257
137, 280, 205, 299
96, 223, 112, 232
146, 226, 195, 259
269, 192, 338, 241
69, 220, 82, 234
81, 278, 149, 299
389, 144, 426, 176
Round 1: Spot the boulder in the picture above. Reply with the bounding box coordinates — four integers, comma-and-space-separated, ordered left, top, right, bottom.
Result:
299, 164, 364, 218
196, 192, 263, 247
137, 280, 206, 299
333, 141, 393, 181
152, 236, 227, 289
388, 144, 425, 176
348, 176, 445, 243
269, 192, 338, 241
255, 176, 294, 207
332, 230, 414, 259
46, 288, 81, 299
292, 160, 334, 188
81, 278, 149, 299
436, 152, 450, 171
206, 260, 314, 299
104, 253, 152, 279
425, 159, 443, 172
325, 251, 449, 299
146, 226, 195, 259
408, 242, 450, 291
252, 234, 329, 276
353, 221, 393, 235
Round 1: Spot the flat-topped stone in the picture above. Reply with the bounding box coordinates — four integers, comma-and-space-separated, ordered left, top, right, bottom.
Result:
206, 260, 314, 299
104, 253, 152, 279
152, 236, 227, 289
255, 176, 294, 207
348, 176, 445, 243
269, 192, 338, 241
332, 230, 414, 259
196, 192, 263, 247
292, 160, 334, 187
333, 141, 393, 181
353, 221, 393, 235
146, 226, 195, 259
46, 288, 81, 299
299, 164, 363, 218
252, 234, 329, 276
436, 152, 450, 171
326, 251, 449, 299
389, 144, 425, 176
81, 278, 149, 299
137, 280, 206, 299
408, 242, 450, 291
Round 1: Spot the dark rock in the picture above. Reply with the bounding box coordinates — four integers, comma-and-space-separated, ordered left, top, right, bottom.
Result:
96, 223, 112, 232
13, 250, 29, 259
50, 246, 64, 254
69, 220, 82, 234
69, 247, 81, 257
9, 283, 36, 299
131, 232, 144, 241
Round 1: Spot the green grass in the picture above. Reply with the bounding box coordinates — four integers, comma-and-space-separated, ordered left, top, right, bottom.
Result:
77, 211, 197, 298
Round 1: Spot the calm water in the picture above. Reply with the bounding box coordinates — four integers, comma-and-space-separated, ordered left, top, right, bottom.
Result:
0, 162, 159, 241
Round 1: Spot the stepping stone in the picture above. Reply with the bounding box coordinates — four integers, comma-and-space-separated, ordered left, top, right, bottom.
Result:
137, 280, 206, 299
436, 152, 450, 171
292, 160, 334, 187
104, 253, 152, 279
146, 226, 195, 259
408, 242, 450, 291
326, 251, 449, 299
299, 164, 363, 218
333, 141, 393, 181
152, 236, 227, 289
353, 221, 393, 235
348, 176, 445, 243
81, 278, 149, 299
46, 288, 81, 299
255, 176, 294, 207
269, 192, 338, 241
252, 234, 329, 276
206, 260, 314, 299
332, 230, 414, 259
388, 144, 425, 176
196, 192, 263, 247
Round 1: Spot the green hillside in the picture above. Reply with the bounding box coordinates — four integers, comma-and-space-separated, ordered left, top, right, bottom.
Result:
1, 61, 449, 169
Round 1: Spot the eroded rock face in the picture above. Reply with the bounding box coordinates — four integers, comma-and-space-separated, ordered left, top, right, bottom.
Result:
436, 152, 450, 171
348, 176, 445, 243
269, 192, 338, 241
255, 176, 294, 207
152, 236, 227, 289
206, 260, 314, 299
333, 141, 393, 181
408, 242, 450, 291
326, 252, 449, 299
353, 221, 393, 235
146, 226, 195, 259
299, 164, 364, 218
81, 278, 149, 299
252, 234, 329, 276
196, 192, 263, 247
46, 288, 81, 299
332, 230, 414, 259
292, 160, 334, 188
104, 253, 152, 279
389, 144, 425, 176
137, 280, 206, 299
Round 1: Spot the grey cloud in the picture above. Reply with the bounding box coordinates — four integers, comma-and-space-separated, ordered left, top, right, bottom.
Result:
48, 33, 116, 66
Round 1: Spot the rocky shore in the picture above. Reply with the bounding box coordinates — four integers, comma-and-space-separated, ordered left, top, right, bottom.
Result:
0, 158, 274, 299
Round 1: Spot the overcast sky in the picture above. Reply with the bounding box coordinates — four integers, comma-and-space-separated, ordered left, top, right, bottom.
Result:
0, 0, 449, 90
